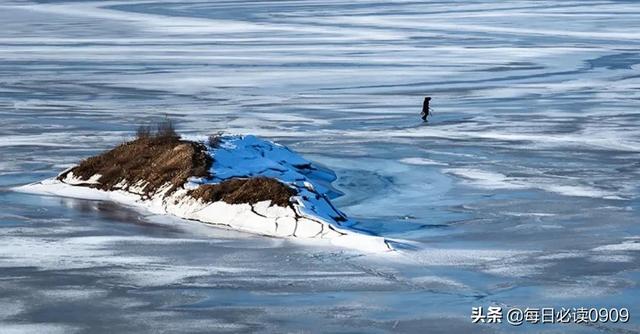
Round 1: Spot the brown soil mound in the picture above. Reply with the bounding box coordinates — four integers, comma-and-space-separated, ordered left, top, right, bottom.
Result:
188, 177, 296, 208
58, 135, 211, 198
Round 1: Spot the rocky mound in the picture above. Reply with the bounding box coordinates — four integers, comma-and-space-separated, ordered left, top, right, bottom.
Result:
16, 131, 394, 252
56, 130, 296, 208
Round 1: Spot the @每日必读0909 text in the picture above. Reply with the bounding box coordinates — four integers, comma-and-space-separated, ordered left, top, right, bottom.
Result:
471, 306, 630, 326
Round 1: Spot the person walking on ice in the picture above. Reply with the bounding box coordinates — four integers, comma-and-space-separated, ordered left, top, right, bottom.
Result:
421, 96, 431, 122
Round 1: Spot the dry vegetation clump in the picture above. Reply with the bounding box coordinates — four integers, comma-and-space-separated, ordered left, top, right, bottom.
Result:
207, 131, 224, 148
188, 177, 297, 208
58, 120, 211, 198
136, 125, 152, 139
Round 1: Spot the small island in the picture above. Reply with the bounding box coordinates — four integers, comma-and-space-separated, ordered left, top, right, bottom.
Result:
16, 121, 393, 253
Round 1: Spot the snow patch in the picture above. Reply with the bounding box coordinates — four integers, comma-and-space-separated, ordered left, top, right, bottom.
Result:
593, 241, 640, 252
399, 157, 447, 166
444, 167, 624, 199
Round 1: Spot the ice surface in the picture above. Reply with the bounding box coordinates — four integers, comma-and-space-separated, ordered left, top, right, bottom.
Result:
2, 0, 640, 332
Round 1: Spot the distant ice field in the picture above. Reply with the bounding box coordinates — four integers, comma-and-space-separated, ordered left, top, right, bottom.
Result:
1, 1, 639, 333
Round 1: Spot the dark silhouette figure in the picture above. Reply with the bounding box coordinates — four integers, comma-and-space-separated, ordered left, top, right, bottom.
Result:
421, 97, 431, 121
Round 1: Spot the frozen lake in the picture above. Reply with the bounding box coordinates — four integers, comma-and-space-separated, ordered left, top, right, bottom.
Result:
1, 0, 639, 333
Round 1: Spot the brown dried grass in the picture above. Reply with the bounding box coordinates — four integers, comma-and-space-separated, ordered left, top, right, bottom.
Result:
58, 135, 211, 198
188, 177, 296, 208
